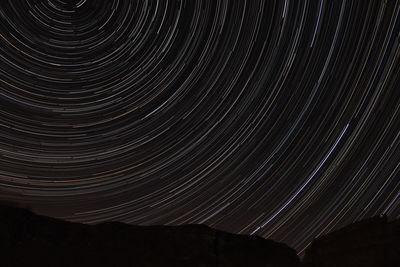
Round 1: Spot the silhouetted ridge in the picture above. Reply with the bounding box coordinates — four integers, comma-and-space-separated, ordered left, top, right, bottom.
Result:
303, 215, 400, 266
3, 203, 398, 266
0, 204, 300, 267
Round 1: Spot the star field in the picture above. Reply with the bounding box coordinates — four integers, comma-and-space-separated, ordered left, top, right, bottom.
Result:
0, 0, 400, 253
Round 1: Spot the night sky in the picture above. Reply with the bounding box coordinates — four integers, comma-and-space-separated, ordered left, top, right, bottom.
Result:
1, 0, 400, 254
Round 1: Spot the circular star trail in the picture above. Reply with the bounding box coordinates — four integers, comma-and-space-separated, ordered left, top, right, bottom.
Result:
1, 0, 400, 253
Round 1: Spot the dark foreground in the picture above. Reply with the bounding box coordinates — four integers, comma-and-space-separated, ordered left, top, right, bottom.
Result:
0, 204, 398, 266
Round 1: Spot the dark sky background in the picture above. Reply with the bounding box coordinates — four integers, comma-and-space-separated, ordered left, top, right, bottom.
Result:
0, 0, 400, 254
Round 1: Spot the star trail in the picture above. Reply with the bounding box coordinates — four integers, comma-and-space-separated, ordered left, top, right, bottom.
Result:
1, 0, 400, 254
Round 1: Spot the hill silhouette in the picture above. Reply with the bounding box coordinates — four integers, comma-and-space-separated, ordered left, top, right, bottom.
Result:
303, 215, 400, 266
0, 203, 300, 267
1, 203, 399, 266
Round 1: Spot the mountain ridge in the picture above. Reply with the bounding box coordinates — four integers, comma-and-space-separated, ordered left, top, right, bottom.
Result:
1, 203, 399, 266
0, 203, 300, 267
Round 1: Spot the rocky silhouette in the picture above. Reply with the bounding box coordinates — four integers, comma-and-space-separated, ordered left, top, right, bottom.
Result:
1, 203, 399, 266
303, 215, 400, 266
0, 203, 300, 267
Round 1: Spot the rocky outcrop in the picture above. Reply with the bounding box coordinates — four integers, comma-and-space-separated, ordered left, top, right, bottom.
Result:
303, 216, 400, 266
0, 204, 300, 267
